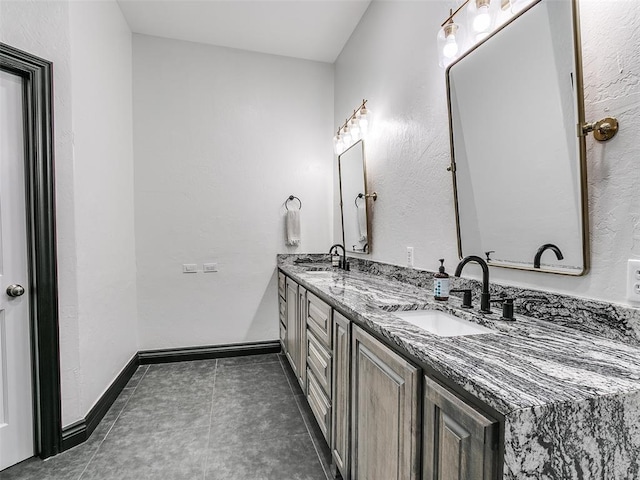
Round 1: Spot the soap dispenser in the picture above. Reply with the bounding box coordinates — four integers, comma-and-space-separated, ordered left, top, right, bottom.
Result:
434, 259, 450, 301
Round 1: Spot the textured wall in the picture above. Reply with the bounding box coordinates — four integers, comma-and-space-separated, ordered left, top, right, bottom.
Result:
334, 0, 640, 306
133, 35, 334, 349
0, 0, 82, 426
69, 1, 138, 423
1, 0, 137, 427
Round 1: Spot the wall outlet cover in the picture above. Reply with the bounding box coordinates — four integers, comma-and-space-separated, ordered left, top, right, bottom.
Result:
183, 264, 198, 273
627, 259, 640, 302
407, 247, 414, 268
203, 263, 218, 273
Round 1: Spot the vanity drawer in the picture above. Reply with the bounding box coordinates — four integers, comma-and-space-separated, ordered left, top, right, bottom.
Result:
306, 330, 332, 396
278, 272, 286, 299
306, 292, 332, 349
307, 368, 331, 444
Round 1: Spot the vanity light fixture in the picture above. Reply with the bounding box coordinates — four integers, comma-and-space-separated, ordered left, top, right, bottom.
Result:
437, 0, 532, 68
333, 99, 370, 155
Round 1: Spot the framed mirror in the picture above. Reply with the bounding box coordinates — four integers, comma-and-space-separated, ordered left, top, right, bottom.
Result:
338, 140, 371, 254
447, 0, 588, 275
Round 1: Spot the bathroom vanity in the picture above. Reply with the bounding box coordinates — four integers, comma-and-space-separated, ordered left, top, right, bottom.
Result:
277, 256, 640, 480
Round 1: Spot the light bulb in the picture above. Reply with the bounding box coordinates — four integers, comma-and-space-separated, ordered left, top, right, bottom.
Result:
442, 34, 459, 59
333, 134, 343, 155
358, 107, 369, 135
349, 116, 360, 139
473, 5, 491, 32
342, 130, 352, 148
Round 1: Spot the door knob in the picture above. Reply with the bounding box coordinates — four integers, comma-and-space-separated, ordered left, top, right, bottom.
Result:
6, 284, 25, 297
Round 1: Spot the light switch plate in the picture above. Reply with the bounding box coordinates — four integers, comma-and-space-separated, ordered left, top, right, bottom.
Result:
183, 264, 198, 273
203, 263, 218, 273
627, 259, 640, 302
407, 247, 414, 268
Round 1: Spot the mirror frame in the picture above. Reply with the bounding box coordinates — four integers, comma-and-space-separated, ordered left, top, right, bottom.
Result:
338, 140, 371, 254
446, 0, 589, 276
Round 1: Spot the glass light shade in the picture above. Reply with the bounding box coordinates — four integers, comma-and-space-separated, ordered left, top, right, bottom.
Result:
349, 116, 361, 139
358, 107, 370, 135
467, 0, 498, 42
341, 127, 352, 148
333, 134, 343, 155
437, 21, 464, 68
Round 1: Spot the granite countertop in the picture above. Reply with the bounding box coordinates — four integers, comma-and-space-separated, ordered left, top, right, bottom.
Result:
278, 263, 640, 417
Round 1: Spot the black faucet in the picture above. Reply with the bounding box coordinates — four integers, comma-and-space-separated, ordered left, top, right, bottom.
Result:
454, 256, 491, 314
533, 244, 564, 269
329, 244, 348, 270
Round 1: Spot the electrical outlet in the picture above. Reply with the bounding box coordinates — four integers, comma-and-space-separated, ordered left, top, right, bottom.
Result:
407, 247, 414, 268
183, 264, 198, 273
203, 263, 218, 273
627, 259, 640, 302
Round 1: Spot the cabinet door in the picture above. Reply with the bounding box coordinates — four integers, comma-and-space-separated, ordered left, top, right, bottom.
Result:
331, 311, 351, 480
423, 377, 498, 480
351, 326, 420, 480
285, 278, 299, 376
297, 285, 307, 391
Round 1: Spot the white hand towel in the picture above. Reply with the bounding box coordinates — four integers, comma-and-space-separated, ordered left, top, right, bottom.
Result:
286, 209, 300, 246
357, 202, 367, 242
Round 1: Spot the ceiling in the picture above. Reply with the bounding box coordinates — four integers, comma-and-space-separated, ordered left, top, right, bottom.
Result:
117, 0, 372, 63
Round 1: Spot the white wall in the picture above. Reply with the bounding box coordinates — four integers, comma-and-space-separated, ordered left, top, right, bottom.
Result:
133, 35, 334, 349
334, 0, 640, 306
1, 0, 137, 427
69, 1, 138, 424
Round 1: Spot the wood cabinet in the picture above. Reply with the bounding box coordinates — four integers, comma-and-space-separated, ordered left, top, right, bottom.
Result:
351, 325, 420, 480
331, 311, 351, 480
278, 271, 501, 480
423, 376, 498, 480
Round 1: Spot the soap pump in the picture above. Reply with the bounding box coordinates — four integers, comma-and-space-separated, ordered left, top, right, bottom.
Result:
434, 259, 450, 301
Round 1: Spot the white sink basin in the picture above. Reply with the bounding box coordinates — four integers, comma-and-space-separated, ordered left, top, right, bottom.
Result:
395, 310, 493, 337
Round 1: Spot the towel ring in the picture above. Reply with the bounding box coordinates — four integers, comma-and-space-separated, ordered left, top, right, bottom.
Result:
285, 195, 302, 211
355, 193, 365, 207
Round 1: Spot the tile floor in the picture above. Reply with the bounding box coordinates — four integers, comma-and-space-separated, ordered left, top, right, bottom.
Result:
0, 354, 332, 480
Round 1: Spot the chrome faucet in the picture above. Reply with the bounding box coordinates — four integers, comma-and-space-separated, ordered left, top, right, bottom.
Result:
533, 244, 564, 269
329, 244, 348, 270
454, 256, 491, 314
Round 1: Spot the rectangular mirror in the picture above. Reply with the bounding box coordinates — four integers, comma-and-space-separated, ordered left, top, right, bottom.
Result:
338, 140, 371, 254
447, 0, 588, 275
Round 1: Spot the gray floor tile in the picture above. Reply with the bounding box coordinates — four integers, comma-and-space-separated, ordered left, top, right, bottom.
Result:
205, 432, 326, 480
137, 360, 216, 393
214, 361, 292, 401
294, 395, 333, 478
1, 354, 329, 480
114, 360, 217, 434
115, 387, 212, 434
79, 427, 208, 480
278, 354, 304, 396
0, 442, 98, 480
88, 388, 136, 445
217, 353, 279, 368
209, 394, 307, 447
